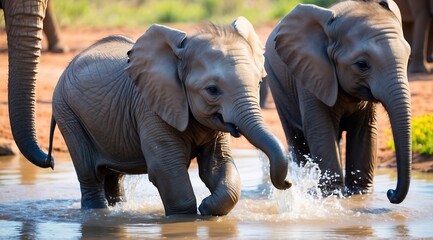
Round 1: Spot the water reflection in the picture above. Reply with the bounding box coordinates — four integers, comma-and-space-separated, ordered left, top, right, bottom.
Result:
0, 150, 433, 239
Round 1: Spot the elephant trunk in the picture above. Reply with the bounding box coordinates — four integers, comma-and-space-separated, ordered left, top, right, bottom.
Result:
374, 76, 412, 204
232, 98, 292, 190
4, 1, 53, 168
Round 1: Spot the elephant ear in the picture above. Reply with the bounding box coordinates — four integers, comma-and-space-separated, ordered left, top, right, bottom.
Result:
232, 16, 267, 78
378, 0, 402, 23
274, 4, 338, 107
127, 24, 189, 132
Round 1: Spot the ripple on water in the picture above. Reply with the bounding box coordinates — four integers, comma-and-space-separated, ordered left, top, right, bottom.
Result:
0, 152, 433, 239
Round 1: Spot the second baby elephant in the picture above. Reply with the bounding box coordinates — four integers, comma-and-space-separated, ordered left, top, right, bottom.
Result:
48, 17, 291, 216
265, 0, 412, 204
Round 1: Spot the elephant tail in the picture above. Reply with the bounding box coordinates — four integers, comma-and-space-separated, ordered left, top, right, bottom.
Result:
46, 116, 56, 170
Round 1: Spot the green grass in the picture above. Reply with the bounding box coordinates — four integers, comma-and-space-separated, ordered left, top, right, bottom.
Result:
0, 0, 338, 28
48, 0, 336, 28
387, 114, 433, 156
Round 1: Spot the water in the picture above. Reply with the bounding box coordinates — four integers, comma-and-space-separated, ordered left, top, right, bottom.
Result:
1, 150, 432, 239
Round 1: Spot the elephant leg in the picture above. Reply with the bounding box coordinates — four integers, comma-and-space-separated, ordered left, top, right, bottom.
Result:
402, 21, 413, 46
301, 103, 344, 195
196, 134, 241, 216
54, 103, 106, 209
408, 0, 431, 73
104, 173, 125, 206
427, 23, 433, 62
344, 108, 377, 195
43, 0, 68, 53
65, 133, 106, 209
286, 125, 310, 165
146, 154, 197, 215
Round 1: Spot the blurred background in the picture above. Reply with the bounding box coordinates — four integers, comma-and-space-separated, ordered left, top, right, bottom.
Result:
1, 0, 337, 28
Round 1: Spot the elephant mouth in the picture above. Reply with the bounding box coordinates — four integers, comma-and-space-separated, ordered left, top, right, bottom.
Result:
226, 122, 242, 138
357, 86, 377, 102
215, 113, 242, 138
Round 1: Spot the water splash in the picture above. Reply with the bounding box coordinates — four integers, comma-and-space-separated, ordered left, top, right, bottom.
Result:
110, 175, 165, 215
259, 152, 347, 220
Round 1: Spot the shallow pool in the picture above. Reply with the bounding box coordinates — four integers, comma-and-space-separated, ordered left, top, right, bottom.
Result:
0, 150, 432, 239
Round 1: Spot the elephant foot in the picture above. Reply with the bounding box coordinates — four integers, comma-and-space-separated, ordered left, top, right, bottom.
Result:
320, 184, 346, 198
344, 185, 372, 196
48, 42, 70, 53
81, 199, 108, 209
106, 195, 125, 207
80, 185, 109, 209
319, 174, 345, 197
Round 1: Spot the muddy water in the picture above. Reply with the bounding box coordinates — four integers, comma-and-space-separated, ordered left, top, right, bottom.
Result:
0, 150, 432, 239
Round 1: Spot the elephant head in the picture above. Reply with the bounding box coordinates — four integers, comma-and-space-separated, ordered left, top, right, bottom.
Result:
273, 0, 411, 203
126, 17, 291, 190
1, 0, 53, 168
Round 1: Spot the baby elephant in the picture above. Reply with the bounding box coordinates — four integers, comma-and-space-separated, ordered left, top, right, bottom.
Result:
265, 0, 411, 203
48, 17, 291, 216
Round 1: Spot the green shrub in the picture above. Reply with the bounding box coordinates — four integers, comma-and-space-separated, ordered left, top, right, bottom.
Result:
48, 0, 305, 27
302, 0, 337, 7
269, 0, 300, 20
387, 114, 433, 156
0, 0, 337, 28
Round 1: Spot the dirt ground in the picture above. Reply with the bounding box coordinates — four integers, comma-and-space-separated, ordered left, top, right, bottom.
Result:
0, 23, 432, 172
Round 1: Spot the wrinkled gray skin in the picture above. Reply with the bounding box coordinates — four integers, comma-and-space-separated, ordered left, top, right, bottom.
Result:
265, 0, 411, 204
49, 17, 291, 216
0, 0, 54, 167
394, 0, 433, 73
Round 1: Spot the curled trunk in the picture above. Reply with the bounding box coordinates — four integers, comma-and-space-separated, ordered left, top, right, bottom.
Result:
233, 99, 291, 190
374, 77, 412, 204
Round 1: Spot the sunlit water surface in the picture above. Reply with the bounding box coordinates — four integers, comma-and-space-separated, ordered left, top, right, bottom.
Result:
0, 150, 432, 239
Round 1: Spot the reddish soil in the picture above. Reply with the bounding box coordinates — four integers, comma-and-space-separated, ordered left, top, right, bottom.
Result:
0, 23, 432, 172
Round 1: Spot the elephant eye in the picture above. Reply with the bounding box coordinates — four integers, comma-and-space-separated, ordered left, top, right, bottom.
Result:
354, 59, 370, 72
205, 85, 221, 96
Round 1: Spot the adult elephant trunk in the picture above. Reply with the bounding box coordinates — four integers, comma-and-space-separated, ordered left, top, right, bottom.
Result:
229, 97, 292, 190
3, 0, 53, 168
373, 75, 412, 204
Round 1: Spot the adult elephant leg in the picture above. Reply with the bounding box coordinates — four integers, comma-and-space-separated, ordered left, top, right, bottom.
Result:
43, 0, 68, 53
2, 0, 53, 168
394, 0, 413, 44
344, 104, 377, 195
408, 0, 431, 73
427, 24, 433, 62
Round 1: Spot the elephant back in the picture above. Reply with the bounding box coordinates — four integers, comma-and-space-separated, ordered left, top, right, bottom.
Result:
70, 35, 134, 81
